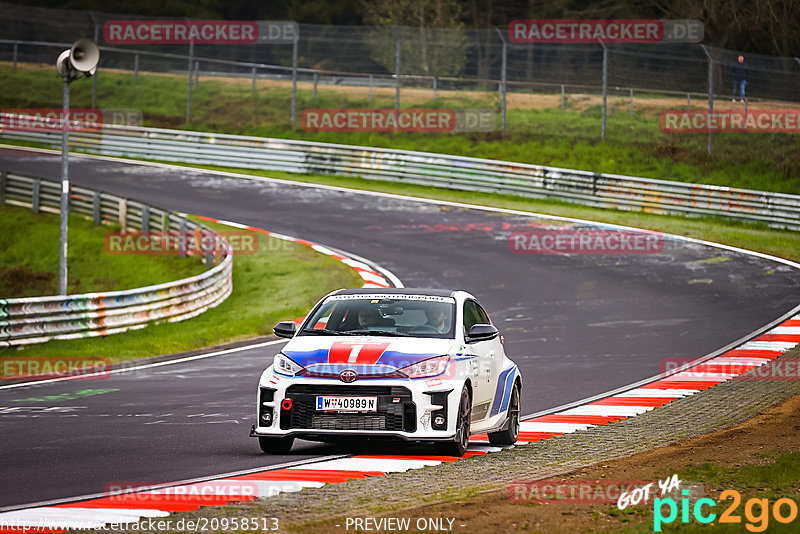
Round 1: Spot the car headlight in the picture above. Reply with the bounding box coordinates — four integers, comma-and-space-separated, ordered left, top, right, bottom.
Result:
273, 353, 303, 376
400, 355, 451, 379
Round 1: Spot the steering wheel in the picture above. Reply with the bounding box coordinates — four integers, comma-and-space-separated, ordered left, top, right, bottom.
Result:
408, 325, 439, 334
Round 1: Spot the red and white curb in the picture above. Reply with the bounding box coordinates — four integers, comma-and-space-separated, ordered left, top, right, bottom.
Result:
196, 216, 397, 290
3, 315, 797, 532
472, 315, 800, 443
0, 448, 506, 533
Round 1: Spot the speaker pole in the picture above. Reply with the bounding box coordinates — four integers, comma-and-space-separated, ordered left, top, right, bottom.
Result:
56, 38, 99, 295
58, 67, 70, 295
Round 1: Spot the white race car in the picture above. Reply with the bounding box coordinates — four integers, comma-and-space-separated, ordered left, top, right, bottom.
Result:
250, 288, 521, 456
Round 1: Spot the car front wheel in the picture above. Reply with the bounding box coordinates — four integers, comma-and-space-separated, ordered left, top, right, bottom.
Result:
437, 385, 471, 457
258, 436, 294, 454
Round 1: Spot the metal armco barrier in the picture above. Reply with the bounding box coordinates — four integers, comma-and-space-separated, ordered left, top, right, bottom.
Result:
1, 121, 799, 230
0, 172, 233, 347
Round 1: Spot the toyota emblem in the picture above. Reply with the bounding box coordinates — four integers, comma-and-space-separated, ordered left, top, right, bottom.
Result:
339, 369, 358, 383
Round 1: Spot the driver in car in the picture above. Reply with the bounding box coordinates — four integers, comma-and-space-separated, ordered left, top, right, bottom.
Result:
357, 306, 381, 328
424, 306, 449, 333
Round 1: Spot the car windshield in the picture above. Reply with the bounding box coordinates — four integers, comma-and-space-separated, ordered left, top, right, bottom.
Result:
300, 295, 456, 339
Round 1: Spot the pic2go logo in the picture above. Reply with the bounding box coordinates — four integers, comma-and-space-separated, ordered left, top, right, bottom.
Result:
653, 489, 799, 532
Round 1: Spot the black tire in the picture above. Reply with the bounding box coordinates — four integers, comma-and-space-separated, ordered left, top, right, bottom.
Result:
258, 436, 294, 454
437, 385, 471, 457
488, 382, 521, 446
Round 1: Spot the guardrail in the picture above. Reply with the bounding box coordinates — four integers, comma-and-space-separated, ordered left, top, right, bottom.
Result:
0, 171, 233, 347
2, 121, 799, 230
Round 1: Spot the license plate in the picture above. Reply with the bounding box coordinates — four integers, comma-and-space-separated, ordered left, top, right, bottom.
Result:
315, 396, 377, 412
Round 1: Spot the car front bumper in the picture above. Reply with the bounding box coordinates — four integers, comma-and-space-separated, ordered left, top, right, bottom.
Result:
251, 368, 463, 442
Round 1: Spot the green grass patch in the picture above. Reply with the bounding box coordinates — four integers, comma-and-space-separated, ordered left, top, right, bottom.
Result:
2, 64, 799, 194
0, 204, 205, 297
0, 218, 364, 362
679, 451, 800, 496
614, 452, 800, 532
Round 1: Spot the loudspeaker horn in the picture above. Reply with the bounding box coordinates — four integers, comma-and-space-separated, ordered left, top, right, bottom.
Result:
69, 38, 99, 76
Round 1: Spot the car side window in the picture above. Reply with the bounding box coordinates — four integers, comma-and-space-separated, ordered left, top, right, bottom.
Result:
475, 302, 491, 325
463, 300, 488, 336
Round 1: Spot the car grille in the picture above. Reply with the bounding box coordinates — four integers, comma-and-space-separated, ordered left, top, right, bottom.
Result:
311, 413, 389, 431
281, 385, 416, 432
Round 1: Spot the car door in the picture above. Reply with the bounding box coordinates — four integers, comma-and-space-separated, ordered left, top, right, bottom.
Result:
462, 299, 502, 422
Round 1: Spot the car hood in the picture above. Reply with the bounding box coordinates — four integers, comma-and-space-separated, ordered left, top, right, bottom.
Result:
281, 335, 458, 376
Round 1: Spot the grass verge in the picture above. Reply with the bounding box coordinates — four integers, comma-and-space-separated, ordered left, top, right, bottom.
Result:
0, 218, 363, 362
0, 204, 205, 297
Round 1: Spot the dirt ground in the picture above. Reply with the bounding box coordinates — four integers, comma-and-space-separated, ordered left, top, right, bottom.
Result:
298, 391, 800, 533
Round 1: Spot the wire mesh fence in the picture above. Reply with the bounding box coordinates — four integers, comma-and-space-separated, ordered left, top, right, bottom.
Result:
2, 2, 800, 150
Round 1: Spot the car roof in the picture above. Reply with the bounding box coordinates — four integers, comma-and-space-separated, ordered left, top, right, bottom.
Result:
333, 287, 459, 298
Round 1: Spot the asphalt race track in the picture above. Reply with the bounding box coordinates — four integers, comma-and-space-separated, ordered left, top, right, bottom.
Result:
1, 147, 799, 509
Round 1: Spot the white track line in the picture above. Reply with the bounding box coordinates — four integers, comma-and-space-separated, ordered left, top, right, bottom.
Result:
0, 339, 287, 391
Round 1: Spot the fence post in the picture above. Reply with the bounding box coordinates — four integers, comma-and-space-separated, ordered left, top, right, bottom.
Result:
186, 39, 194, 123
368, 74, 374, 103
133, 53, 139, 81
119, 198, 128, 233
561, 84, 565, 111
394, 31, 401, 112
687, 93, 691, 111
178, 219, 187, 258
0, 171, 6, 205
193, 60, 200, 88
291, 34, 298, 128
12, 41, 18, 72
496, 28, 507, 134
629, 88, 633, 118
251, 67, 257, 94
701, 45, 713, 155
313, 71, 318, 99
601, 41, 608, 140
92, 190, 101, 224
32, 178, 40, 213
141, 205, 150, 233
161, 211, 169, 232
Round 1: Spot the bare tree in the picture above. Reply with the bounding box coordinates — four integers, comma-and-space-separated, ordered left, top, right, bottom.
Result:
362, 0, 467, 77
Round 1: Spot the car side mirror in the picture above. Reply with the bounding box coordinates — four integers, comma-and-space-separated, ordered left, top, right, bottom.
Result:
273, 321, 297, 339
466, 323, 498, 343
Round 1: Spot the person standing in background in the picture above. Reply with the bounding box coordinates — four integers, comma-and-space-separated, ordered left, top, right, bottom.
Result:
730, 55, 748, 102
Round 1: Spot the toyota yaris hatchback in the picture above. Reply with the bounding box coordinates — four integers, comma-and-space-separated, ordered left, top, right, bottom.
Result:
250, 288, 521, 456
